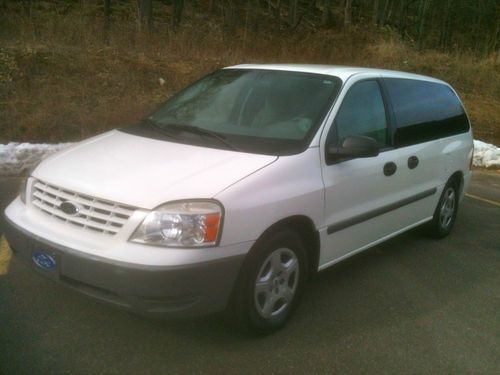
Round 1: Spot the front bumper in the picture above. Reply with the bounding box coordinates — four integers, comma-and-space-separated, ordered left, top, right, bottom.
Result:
4, 217, 246, 318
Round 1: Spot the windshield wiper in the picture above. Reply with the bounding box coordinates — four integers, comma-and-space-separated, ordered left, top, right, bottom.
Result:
164, 124, 240, 152
142, 118, 179, 139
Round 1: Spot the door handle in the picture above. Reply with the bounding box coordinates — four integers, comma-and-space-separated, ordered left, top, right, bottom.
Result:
408, 156, 419, 169
383, 162, 397, 176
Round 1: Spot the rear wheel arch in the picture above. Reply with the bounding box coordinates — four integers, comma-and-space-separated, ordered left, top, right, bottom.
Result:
446, 170, 464, 197
427, 172, 463, 239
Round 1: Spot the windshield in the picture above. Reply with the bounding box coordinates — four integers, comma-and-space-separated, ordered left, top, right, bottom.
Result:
124, 69, 341, 155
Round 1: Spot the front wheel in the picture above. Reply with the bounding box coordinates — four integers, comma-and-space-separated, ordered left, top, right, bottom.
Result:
254, 247, 299, 321
231, 229, 307, 333
427, 180, 460, 238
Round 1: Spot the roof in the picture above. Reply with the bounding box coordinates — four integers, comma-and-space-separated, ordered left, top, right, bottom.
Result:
225, 64, 446, 85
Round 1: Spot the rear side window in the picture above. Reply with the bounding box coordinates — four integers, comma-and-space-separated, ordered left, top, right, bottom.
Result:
384, 78, 470, 147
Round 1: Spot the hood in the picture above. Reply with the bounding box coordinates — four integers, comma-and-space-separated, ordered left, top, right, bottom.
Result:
33, 130, 277, 209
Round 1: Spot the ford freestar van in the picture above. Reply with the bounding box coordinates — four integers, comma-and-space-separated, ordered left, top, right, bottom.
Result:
4, 65, 473, 332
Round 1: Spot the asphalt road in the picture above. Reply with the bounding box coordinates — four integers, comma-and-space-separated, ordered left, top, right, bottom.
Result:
0, 171, 499, 374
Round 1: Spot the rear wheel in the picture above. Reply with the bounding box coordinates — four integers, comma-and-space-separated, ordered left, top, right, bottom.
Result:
231, 229, 307, 333
427, 180, 460, 238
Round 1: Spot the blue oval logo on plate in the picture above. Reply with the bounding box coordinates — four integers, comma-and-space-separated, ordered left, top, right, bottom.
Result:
32, 252, 56, 269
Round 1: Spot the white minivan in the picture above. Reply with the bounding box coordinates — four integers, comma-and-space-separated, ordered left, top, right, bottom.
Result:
4, 65, 473, 332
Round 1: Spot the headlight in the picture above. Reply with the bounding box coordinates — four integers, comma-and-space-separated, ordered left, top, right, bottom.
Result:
130, 200, 223, 247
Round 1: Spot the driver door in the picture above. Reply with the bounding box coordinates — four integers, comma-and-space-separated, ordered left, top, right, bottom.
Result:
319, 78, 405, 269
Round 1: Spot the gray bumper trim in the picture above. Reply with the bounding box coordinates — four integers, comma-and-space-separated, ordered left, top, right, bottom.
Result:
4, 217, 246, 318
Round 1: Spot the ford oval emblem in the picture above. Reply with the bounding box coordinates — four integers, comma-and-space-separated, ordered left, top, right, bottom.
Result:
32, 252, 57, 270
59, 201, 80, 216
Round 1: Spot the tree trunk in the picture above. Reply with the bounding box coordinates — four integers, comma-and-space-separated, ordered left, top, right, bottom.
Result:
248, 0, 260, 32
172, 0, 184, 30
385, 0, 395, 25
222, 0, 237, 34
344, 0, 352, 27
140, 0, 153, 33
23, 0, 32, 18
103, 0, 111, 45
398, 0, 407, 39
417, 0, 431, 50
322, 0, 331, 26
288, 0, 298, 27
487, 17, 499, 56
372, 0, 380, 26
379, 0, 390, 27
274, 0, 281, 21
439, 0, 452, 51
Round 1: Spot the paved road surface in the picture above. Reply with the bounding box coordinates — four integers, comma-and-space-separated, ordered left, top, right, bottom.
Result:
0, 171, 498, 374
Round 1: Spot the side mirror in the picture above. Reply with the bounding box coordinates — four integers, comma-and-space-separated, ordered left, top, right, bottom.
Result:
328, 135, 380, 159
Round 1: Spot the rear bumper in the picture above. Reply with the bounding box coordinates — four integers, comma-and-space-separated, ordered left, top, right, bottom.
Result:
4, 218, 246, 318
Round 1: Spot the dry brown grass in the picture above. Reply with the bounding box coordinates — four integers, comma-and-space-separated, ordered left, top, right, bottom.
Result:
0, 1, 498, 145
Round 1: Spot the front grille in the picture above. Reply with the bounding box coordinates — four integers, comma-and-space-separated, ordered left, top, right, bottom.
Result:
31, 179, 135, 235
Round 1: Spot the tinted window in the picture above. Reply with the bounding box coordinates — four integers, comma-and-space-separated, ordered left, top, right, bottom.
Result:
332, 80, 388, 148
384, 78, 469, 147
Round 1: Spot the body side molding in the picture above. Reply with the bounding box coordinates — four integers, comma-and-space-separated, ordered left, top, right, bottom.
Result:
327, 187, 437, 234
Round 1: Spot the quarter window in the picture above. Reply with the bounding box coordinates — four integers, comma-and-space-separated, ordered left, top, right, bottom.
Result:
332, 80, 388, 148
384, 78, 470, 147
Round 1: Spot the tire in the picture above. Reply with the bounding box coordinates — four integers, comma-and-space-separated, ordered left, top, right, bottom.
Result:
427, 179, 460, 238
230, 229, 308, 334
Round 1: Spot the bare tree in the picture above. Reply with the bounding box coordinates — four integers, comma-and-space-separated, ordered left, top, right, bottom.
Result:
344, 0, 352, 27
22, 0, 33, 19
104, 0, 111, 45
288, 0, 298, 27
139, 0, 153, 33
439, 0, 452, 50
172, 0, 184, 30
322, 0, 332, 26
417, 0, 431, 49
397, 0, 408, 39
90, 0, 500, 55
372, 0, 380, 26
208, 0, 216, 13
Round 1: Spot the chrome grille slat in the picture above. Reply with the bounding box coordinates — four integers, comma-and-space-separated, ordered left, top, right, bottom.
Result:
32, 191, 127, 225
31, 179, 135, 236
32, 200, 120, 234
33, 182, 134, 216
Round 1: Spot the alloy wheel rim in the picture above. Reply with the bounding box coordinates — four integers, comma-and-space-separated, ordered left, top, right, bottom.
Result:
254, 248, 299, 319
440, 187, 456, 228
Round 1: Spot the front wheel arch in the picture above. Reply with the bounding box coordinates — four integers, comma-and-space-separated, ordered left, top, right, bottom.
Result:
226, 221, 315, 333
246, 215, 320, 280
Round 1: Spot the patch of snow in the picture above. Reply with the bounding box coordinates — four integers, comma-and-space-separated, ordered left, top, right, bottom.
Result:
0, 139, 498, 176
473, 140, 500, 168
0, 142, 73, 176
